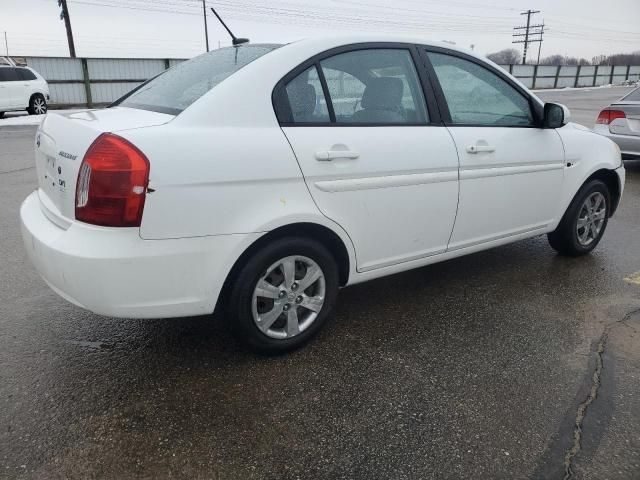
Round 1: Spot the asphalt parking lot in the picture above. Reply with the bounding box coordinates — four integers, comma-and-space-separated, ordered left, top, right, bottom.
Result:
1, 87, 639, 480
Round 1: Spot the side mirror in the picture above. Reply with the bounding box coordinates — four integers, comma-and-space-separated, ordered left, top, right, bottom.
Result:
543, 103, 570, 128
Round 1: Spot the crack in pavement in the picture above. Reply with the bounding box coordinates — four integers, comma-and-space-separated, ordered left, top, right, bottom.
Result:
563, 332, 606, 480
563, 306, 640, 480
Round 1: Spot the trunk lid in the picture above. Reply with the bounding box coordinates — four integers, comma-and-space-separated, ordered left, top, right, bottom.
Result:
609, 102, 640, 137
35, 107, 173, 221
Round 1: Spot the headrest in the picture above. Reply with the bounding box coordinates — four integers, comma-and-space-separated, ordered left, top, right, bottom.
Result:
288, 83, 317, 117
361, 77, 404, 110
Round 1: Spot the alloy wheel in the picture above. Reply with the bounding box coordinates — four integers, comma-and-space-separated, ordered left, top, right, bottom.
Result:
33, 98, 47, 115
252, 255, 325, 339
576, 192, 607, 246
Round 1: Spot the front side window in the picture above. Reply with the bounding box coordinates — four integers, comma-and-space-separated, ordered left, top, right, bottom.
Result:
0, 68, 20, 82
117, 44, 281, 115
428, 52, 533, 126
280, 48, 429, 125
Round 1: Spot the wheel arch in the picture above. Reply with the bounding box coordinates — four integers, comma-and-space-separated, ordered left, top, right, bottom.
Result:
29, 92, 45, 102
586, 168, 622, 216
27, 92, 47, 112
215, 222, 353, 313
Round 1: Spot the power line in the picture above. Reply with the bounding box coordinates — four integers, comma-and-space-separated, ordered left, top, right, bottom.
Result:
66, 0, 515, 34
66, 0, 640, 40
17, 0, 637, 59
66, 0, 508, 26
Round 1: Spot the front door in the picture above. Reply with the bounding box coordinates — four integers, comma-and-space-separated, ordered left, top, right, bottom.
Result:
0, 67, 21, 109
423, 49, 565, 251
275, 46, 460, 272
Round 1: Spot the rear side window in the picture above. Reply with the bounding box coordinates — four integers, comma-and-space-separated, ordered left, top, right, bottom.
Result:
17, 68, 37, 81
428, 52, 533, 126
285, 66, 330, 123
117, 44, 281, 115
321, 69, 365, 119
321, 49, 428, 124
622, 88, 640, 101
0, 68, 20, 81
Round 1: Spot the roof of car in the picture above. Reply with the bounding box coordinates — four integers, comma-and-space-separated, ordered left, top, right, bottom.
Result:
286, 34, 479, 57
265, 34, 500, 74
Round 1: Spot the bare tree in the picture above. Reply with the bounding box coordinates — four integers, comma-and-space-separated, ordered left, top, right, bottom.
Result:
594, 51, 640, 65
538, 55, 590, 66
539, 54, 565, 66
489, 49, 640, 67
486, 48, 521, 65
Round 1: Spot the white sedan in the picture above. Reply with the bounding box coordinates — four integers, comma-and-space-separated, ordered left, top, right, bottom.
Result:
20, 35, 625, 352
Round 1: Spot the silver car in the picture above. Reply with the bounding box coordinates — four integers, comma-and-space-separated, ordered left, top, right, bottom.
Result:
594, 87, 640, 161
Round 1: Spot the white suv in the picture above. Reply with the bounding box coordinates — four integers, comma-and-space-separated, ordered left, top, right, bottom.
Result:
0, 65, 50, 118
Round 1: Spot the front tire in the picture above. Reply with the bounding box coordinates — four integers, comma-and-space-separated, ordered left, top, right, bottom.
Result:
0, 112, 5, 119
27, 94, 47, 115
548, 179, 610, 256
227, 237, 339, 353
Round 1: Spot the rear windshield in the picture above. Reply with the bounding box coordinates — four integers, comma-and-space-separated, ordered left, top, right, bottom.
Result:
622, 87, 640, 102
117, 44, 281, 115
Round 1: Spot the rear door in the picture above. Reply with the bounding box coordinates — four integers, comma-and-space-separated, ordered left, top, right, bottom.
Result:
17, 68, 38, 107
421, 48, 565, 251
275, 45, 460, 272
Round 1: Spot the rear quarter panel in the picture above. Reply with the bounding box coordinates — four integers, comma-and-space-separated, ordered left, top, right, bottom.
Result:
121, 124, 339, 240
22, 80, 48, 108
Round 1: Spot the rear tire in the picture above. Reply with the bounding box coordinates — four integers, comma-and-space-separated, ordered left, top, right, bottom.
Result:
0, 112, 5, 119
547, 179, 610, 256
27, 94, 47, 115
227, 237, 339, 354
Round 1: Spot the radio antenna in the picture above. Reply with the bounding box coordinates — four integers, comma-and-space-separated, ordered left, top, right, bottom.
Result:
210, 7, 249, 46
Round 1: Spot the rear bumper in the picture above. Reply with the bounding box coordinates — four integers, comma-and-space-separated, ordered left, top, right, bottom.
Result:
20, 190, 259, 319
593, 125, 640, 159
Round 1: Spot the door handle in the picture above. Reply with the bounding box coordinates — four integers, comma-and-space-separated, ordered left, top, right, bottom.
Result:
315, 149, 360, 161
466, 145, 496, 154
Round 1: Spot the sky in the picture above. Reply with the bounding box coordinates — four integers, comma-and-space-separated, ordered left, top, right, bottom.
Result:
1, 0, 639, 60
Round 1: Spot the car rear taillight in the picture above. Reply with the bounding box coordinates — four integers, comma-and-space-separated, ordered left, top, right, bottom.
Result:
75, 133, 150, 227
596, 109, 626, 125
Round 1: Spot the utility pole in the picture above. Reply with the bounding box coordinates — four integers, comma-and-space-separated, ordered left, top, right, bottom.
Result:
202, 0, 209, 52
536, 23, 545, 65
3, 32, 8, 57
512, 10, 543, 64
58, 0, 76, 57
